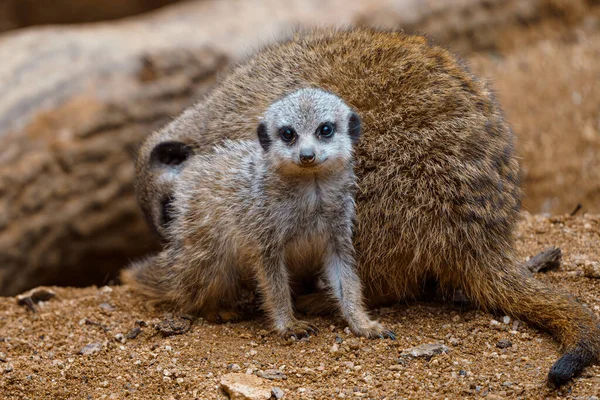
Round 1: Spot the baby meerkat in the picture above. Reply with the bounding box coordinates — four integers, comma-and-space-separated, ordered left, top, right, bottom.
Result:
125, 88, 394, 339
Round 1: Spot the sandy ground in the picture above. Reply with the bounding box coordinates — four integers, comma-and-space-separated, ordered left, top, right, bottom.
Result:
1, 213, 599, 399
1, 2, 600, 399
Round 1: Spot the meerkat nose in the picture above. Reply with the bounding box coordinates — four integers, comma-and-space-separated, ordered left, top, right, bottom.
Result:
299, 149, 316, 164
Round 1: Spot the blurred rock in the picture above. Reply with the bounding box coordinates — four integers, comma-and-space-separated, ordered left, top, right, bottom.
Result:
0, 0, 182, 32
0, 0, 599, 294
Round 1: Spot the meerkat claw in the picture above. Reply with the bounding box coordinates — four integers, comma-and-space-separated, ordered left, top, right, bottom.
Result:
280, 321, 318, 340
382, 330, 396, 340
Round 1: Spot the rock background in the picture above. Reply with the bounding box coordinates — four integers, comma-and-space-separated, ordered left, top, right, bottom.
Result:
0, 0, 599, 294
0, 0, 182, 32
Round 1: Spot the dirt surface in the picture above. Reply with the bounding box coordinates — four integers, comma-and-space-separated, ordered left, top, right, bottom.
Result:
1, 214, 599, 399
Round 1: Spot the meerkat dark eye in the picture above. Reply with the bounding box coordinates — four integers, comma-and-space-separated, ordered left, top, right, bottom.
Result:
279, 126, 296, 143
317, 122, 335, 138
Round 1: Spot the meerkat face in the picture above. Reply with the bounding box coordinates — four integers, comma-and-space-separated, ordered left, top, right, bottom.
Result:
257, 88, 361, 175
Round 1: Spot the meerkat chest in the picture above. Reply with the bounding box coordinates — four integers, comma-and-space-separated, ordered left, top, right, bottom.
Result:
279, 179, 347, 271
291, 177, 344, 219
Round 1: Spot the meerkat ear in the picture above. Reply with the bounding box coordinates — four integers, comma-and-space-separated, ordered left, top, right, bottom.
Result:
257, 122, 271, 151
348, 112, 361, 143
150, 141, 192, 167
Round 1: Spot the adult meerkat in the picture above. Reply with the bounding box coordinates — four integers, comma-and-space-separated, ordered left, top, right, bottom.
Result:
132, 29, 600, 385
125, 88, 394, 339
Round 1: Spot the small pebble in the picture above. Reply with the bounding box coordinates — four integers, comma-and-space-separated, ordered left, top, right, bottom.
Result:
345, 339, 360, 350
228, 363, 241, 371
400, 343, 449, 360
496, 339, 513, 349
583, 262, 600, 279
502, 316, 511, 324
272, 387, 285, 399
257, 369, 287, 380
125, 326, 142, 340
79, 343, 103, 356
99, 303, 115, 312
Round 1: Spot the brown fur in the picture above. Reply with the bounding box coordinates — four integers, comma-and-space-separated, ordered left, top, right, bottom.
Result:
130, 28, 600, 385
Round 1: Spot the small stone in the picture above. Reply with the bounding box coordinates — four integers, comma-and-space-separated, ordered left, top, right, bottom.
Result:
99, 303, 115, 312
489, 319, 502, 330
163, 369, 171, 377
155, 316, 192, 337
502, 316, 511, 325
0, 352, 6, 362
335, 336, 343, 344
100, 381, 109, 388
502, 381, 513, 388
16, 288, 57, 312
125, 326, 142, 340
459, 370, 467, 376
388, 365, 403, 371
219, 373, 271, 400
400, 343, 449, 361
583, 262, 600, 279
525, 247, 562, 273
271, 387, 285, 399
257, 369, 287, 380
330, 344, 340, 353
496, 339, 513, 349
249, 349, 258, 356
114, 333, 125, 343
345, 338, 360, 350
511, 321, 520, 332
4, 364, 13, 373
78, 343, 102, 355
452, 315, 460, 322
228, 364, 242, 372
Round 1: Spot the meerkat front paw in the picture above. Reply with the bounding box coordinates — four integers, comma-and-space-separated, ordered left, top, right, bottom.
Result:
352, 321, 396, 340
279, 320, 318, 340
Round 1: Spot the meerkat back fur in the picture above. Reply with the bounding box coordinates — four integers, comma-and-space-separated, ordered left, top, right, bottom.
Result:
130, 28, 600, 385
125, 88, 393, 339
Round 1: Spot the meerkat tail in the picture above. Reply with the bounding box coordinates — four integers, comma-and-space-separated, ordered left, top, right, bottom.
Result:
456, 256, 600, 386
120, 255, 172, 304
